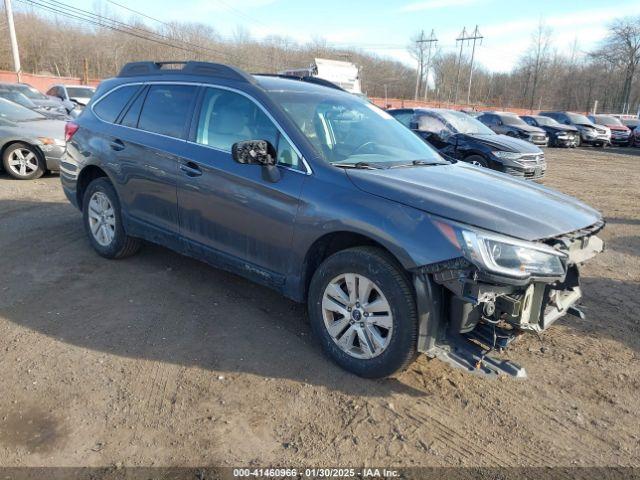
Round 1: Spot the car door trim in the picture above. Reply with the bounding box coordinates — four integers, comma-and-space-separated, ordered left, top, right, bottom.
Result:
91, 81, 312, 176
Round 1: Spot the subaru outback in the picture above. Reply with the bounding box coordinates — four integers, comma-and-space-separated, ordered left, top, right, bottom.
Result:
61, 62, 604, 378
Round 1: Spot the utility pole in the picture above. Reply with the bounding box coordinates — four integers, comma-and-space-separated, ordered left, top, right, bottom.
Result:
4, 0, 21, 82
465, 25, 483, 105
413, 30, 426, 100
83, 58, 89, 85
420, 30, 438, 103
453, 27, 467, 104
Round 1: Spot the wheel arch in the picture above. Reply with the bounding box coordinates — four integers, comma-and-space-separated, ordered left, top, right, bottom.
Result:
300, 230, 409, 301
76, 164, 112, 210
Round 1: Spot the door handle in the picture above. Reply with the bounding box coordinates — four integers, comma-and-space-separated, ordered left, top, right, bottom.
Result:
180, 161, 202, 177
109, 139, 125, 151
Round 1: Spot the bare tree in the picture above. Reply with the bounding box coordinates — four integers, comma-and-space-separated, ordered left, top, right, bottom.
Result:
592, 17, 640, 112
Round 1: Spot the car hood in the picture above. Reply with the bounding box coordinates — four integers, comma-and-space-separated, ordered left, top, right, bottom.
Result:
70, 97, 92, 106
460, 133, 542, 153
606, 124, 629, 131
14, 118, 66, 139
511, 124, 545, 134
32, 98, 63, 109
346, 163, 601, 241
544, 124, 578, 133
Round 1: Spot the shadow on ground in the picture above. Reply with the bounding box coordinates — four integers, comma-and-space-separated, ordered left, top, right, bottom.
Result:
0, 199, 423, 398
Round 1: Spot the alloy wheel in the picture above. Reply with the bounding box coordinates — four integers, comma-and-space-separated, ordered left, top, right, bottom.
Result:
87, 191, 116, 247
7, 148, 39, 177
321, 273, 393, 359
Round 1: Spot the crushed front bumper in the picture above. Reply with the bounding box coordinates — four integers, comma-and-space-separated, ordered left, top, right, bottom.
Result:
415, 224, 604, 377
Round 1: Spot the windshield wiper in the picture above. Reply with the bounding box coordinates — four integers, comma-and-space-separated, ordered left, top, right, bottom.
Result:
389, 159, 447, 168
331, 161, 386, 170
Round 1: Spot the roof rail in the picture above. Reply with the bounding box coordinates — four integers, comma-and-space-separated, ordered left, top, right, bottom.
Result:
117, 61, 256, 84
253, 73, 345, 92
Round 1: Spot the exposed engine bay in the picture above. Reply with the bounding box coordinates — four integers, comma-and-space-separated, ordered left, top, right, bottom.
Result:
414, 222, 605, 378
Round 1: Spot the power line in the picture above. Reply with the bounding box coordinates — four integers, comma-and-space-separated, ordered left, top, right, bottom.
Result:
14, 0, 277, 71
105, 0, 172, 28
26, 0, 227, 59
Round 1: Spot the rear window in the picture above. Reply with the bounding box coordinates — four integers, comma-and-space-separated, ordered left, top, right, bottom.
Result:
138, 85, 197, 138
93, 85, 140, 123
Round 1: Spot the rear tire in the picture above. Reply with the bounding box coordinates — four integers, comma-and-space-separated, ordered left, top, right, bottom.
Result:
82, 178, 141, 259
308, 246, 418, 378
2, 143, 44, 180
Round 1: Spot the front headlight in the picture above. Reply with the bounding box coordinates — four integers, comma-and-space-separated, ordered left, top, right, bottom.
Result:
492, 151, 522, 160
436, 222, 566, 278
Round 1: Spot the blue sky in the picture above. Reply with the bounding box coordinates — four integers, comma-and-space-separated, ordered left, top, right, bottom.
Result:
64, 0, 640, 72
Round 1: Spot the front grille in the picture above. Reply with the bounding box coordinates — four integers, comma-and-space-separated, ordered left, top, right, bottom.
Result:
504, 166, 545, 179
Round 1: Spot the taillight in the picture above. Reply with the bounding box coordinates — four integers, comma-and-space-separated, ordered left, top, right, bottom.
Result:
65, 122, 79, 142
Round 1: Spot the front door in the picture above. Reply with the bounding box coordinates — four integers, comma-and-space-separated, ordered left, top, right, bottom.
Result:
177, 87, 307, 286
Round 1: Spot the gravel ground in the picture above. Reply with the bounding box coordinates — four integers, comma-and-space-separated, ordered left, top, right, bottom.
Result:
0, 146, 638, 469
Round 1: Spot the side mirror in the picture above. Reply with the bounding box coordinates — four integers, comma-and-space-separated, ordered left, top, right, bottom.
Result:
231, 140, 281, 183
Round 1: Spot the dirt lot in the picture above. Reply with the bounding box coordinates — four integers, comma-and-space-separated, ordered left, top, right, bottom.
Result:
0, 147, 638, 469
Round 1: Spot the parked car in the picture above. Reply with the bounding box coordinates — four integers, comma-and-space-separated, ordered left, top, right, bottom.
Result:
621, 118, 640, 131
538, 111, 610, 147
476, 111, 548, 146
388, 108, 546, 180
46, 84, 96, 115
0, 82, 66, 113
62, 61, 604, 379
0, 98, 65, 179
520, 115, 579, 148
459, 108, 483, 118
0, 88, 70, 120
588, 114, 631, 146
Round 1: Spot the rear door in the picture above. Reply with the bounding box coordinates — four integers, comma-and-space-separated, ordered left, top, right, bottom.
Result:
176, 86, 307, 285
110, 83, 198, 248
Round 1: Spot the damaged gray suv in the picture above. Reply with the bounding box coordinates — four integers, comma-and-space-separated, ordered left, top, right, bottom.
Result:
61, 62, 604, 378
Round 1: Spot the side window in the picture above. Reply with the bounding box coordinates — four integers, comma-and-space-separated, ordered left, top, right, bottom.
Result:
196, 87, 303, 171
391, 112, 413, 128
522, 117, 535, 126
417, 115, 446, 133
93, 85, 140, 123
120, 87, 146, 128
276, 135, 301, 170
478, 114, 492, 126
138, 84, 197, 138
46, 87, 56, 96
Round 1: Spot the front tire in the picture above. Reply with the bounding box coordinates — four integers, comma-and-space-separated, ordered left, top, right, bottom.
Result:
2, 143, 45, 180
308, 247, 418, 378
82, 178, 141, 259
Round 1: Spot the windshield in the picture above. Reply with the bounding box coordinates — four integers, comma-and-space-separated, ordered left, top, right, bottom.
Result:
0, 90, 35, 108
435, 110, 495, 135
13, 84, 48, 100
501, 114, 528, 126
0, 98, 45, 121
533, 116, 558, 126
593, 115, 622, 126
66, 87, 95, 98
567, 113, 592, 125
269, 90, 447, 167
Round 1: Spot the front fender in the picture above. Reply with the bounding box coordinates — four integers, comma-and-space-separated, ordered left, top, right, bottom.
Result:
287, 169, 462, 299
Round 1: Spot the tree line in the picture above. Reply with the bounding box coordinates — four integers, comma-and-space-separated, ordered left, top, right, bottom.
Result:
1, 5, 640, 114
